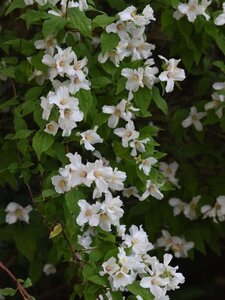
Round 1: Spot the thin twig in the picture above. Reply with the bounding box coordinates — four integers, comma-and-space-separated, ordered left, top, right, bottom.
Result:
0, 261, 32, 300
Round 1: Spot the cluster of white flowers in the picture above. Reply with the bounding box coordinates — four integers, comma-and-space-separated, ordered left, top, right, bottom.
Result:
37, 44, 91, 136
5, 202, 32, 224
98, 5, 185, 97
173, 0, 211, 23
182, 82, 225, 131
100, 225, 184, 299
201, 195, 225, 223
24, 0, 88, 12
156, 230, 194, 258
159, 161, 180, 188
52, 152, 126, 198
169, 195, 201, 221
98, 5, 156, 66
76, 192, 124, 231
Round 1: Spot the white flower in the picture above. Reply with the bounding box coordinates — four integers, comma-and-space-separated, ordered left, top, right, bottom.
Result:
54, 46, 74, 77
122, 186, 139, 199
114, 121, 139, 147
143, 59, 159, 89
184, 195, 201, 220
170, 236, 194, 258
156, 231, 194, 258
34, 35, 57, 56
99, 192, 124, 231
201, 195, 225, 223
121, 67, 144, 96
130, 138, 150, 157
51, 175, 70, 194
140, 180, 163, 201
182, 106, 206, 131
101, 257, 120, 276
80, 126, 103, 151
159, 161, 180, 188
40, 96, 53, 120
110, 267, 135, 291
44, 121, 59, 136
106, 21, 129, 40
43, 264, 56, 275
102, 99, 132, 129
169, 198, 186, 216
215, 3, 225, 26
76, 199, 101, 227
118, 5, 155, 26
78, 229, 94, 250
138, 157, 158, 176
5, 202, 32, 224
68, 0, 88, 11
159, 56, 185, 93
173, 0, 211, 22
204, 93, 225, 119
124, 225, 154, 254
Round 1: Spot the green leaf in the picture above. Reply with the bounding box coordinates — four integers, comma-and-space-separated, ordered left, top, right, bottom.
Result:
91, 76, 111, 89
67, 8, 92, 38
11, 129, 33, 140
152, 87, 168, 115
101, 32, 120, 53
88, 275, 107, 285
0, 288, 17, 296
89, 249, 104, 262
92, 15, 116, 29
83, 264, 95, 281
65, 189, 84, 215
127, 281, 154, 300
32, 130, 54, 160
134, 87, 152, 117
42, 16, 68, 39
5, 0, 25, 15
14, 228, 36, 262
76, 89, 93, 121
23, 278, 33, 288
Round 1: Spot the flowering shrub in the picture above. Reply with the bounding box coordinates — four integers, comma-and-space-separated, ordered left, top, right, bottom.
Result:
1, 0, 225, 299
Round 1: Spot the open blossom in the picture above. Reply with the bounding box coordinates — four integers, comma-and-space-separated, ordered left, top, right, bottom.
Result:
118, 5, 155, 26
169, 198, 186, 216
201, 195, 225, 223
138, 157, 158, 176
173, 0, 211, 22
122, 186, 139, 199
130, 138, 150, 157
159, 161, 180, 188
156, 230, 194, 258
184, 195, 201, 220
102, 99, 133, 129
182, 106, 206, 131
124, 225, 154, 254
51, 175, 70, 194
44, 121, 59, 136
34, 35, 57, 56
114, 121, 139, 147
99, 193, 124, 231
5, 202, 32, 224
143, 59, 159, 89
204, 93, 225, 119
158, 56, 185, 93
121, 67, 144, 95
76, 199, 101, 227
140, 180, 163, 201
80, 126, 103, 151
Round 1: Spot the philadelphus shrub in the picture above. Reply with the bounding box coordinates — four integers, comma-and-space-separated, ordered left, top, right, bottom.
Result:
1, 0, 225, 299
